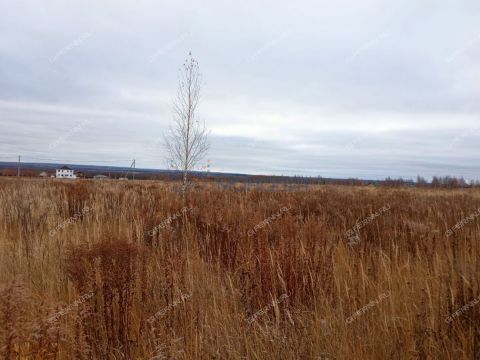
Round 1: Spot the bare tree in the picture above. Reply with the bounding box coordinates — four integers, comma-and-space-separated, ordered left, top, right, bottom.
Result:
164, 52, 209, 196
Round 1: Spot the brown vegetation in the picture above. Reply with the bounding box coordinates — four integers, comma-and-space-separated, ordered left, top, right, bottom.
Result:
0, 178, 479, 359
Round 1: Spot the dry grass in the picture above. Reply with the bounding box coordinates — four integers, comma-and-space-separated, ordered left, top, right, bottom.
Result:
0, 177, 479, 359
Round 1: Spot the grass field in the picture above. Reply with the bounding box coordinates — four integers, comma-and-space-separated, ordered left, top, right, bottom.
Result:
1, 178, 479, 359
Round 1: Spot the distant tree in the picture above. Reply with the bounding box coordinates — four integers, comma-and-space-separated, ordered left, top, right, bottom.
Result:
164, 52, 209, 197
417, 176, 427, 188
383, 177, 406, 187
428, 176, 470, 189
1, 169, 16, 176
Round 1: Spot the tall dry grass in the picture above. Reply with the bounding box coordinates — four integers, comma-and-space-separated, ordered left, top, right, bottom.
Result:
0, 177, 479, 359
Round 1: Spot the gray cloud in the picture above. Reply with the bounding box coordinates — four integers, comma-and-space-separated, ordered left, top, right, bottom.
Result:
0, 0, 479, 180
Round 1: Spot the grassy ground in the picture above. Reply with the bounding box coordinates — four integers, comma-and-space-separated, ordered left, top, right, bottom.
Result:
0, 178, 479, 359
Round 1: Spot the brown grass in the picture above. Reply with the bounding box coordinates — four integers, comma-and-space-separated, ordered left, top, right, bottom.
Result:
0, 177, 479, 359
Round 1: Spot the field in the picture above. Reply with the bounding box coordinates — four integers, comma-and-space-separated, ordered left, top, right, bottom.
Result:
0, 178, 479, 359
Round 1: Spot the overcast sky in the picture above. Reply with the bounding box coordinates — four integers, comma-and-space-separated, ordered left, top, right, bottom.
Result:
0, 0, 479, 180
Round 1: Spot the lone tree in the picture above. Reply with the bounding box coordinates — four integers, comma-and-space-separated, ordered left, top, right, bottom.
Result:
164, 52, 209, 196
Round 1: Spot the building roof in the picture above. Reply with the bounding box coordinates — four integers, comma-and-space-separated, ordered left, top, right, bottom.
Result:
59, 166, 72, 170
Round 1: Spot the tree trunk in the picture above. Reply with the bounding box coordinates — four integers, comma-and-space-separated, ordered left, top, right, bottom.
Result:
182, 169, 188, 197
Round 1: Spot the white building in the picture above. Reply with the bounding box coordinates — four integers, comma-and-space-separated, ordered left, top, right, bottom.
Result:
56, 166, 77, 179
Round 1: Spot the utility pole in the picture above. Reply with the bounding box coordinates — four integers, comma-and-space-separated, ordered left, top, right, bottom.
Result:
17, 155, 20, 177
132, 159, 136, 180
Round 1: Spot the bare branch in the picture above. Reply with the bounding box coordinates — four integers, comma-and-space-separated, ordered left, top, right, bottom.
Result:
164, 52, 210, 196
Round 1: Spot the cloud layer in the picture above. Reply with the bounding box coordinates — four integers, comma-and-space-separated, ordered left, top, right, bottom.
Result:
0, 0, 479, 180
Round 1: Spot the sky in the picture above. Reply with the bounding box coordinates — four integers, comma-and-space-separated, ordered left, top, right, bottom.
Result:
0, 0, 479, 180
